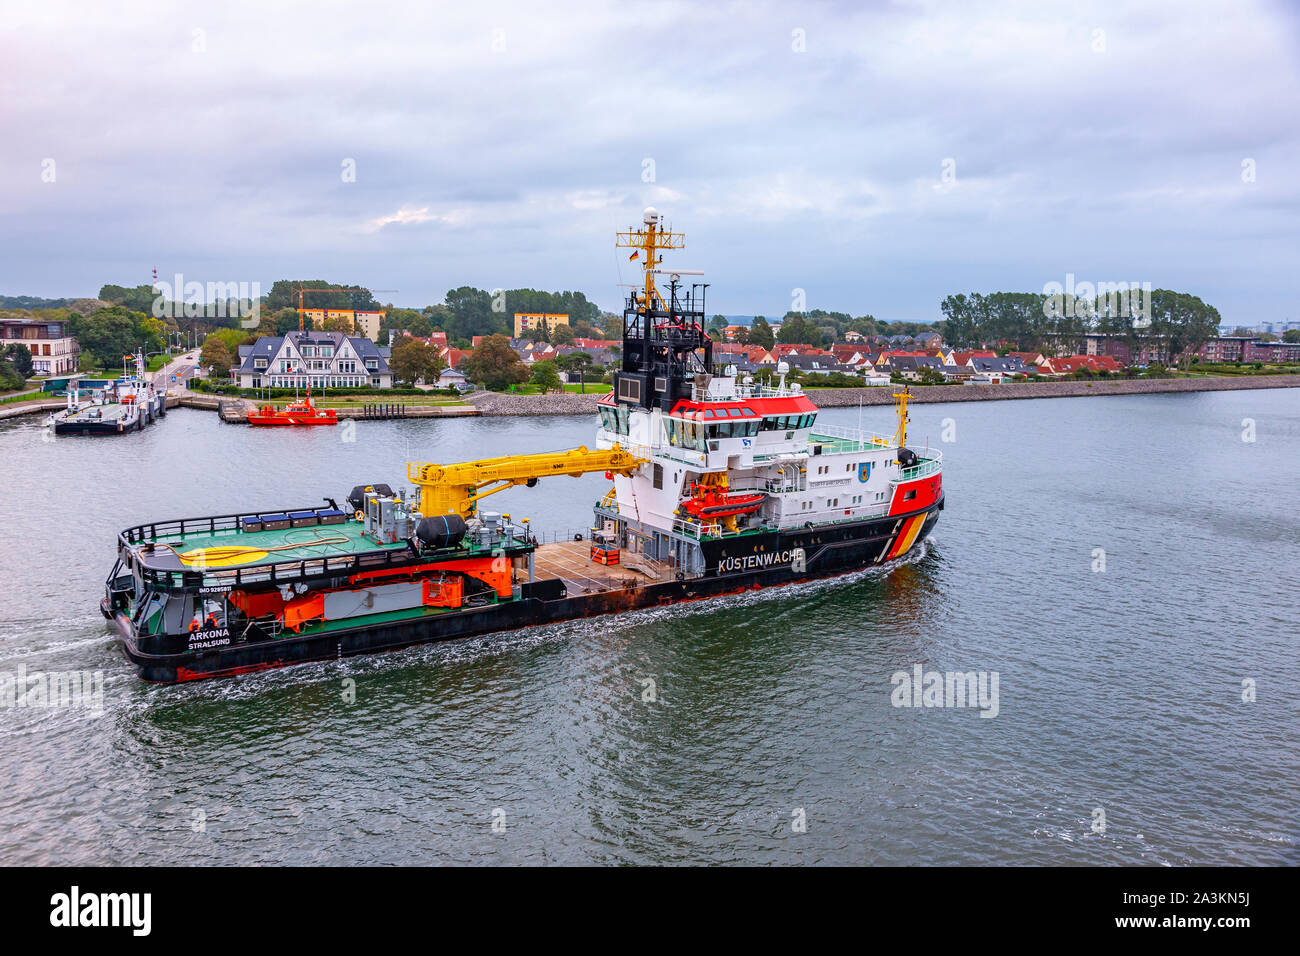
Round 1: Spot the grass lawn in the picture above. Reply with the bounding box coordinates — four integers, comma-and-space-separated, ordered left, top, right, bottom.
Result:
509, 383, 612, 395
0, 388, 50, 405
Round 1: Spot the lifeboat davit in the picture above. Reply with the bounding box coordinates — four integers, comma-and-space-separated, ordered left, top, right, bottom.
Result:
247, 390, 338, 427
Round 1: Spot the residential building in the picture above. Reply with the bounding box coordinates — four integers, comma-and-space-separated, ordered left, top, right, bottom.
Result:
783, 353, 855, 376
1, 318, 79, 375
233, 330, 392, 389
436, 367, 469, 390
1243, 340, 1300, 363
1046, 355, 1122, 374
950, 350, 998, 367
887, 355, 944, 380
969, 356, 1029, 378
302, 308, 385, 342
439, 347, 474, 369
513, 313, 569, 337
573, 337, 619, 351
1008, 351, 1047, 367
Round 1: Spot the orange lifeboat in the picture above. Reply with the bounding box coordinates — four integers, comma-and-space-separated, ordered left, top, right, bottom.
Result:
680, 481, 764, 520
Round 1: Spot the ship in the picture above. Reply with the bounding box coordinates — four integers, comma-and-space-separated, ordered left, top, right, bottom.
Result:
101, 209, 944, 682
51, 350, 167, 435
247, 389, 338, 426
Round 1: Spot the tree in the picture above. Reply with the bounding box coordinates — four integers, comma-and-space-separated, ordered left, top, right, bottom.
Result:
70, 306, 165, 369
199, 335, 232, 375
1283, 329, 1300, 343
708, 315, 727, 334
464, 334, 529, 390
556, 351, 594, 392
777, 313, 818, 344
389, 338, 444, 385
529, 359, 562, 393
98, 284, 157, 314
264, 281, 378, 312
322, 314, 357, 334
550, 322, 575, 345
750, 316, 775, 349
273, 308, 301, 335
4, 343, 33, 378
445, 286, 500, 341
1148, 289, 1221, 370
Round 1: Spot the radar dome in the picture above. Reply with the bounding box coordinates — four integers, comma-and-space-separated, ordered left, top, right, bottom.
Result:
643, 206, 660, 224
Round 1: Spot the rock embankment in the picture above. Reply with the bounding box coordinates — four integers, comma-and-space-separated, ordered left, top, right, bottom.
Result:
804, 374, 1300, 406
466, 390, 605, 416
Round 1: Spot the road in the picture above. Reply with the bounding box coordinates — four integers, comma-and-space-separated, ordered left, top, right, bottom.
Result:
152, 349, 200, 391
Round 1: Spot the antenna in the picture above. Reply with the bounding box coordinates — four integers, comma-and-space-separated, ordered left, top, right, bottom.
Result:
615, 208, 685, 310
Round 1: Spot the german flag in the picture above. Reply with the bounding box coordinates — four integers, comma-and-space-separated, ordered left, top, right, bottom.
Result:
628, 251, 639, 261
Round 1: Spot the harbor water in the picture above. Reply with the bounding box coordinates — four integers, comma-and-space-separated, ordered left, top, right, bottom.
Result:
0, 390, 1296, 865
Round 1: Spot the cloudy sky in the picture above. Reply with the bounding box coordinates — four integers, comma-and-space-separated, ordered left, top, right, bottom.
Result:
2, 0, 1298, 322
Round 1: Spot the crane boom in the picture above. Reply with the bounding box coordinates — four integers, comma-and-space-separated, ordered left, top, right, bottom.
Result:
407, 444, 645, 519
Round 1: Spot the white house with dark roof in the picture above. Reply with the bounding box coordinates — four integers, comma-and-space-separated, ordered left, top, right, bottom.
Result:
232, 331, 392, 389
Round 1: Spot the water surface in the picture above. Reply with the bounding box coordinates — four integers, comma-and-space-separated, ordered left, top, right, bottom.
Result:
0, 391, 1295, 865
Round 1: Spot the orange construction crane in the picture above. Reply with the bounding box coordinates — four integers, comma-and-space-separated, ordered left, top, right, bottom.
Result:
293, 285, 399, 331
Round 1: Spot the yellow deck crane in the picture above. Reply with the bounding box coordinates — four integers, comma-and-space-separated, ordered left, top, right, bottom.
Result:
407, 445, 645, 519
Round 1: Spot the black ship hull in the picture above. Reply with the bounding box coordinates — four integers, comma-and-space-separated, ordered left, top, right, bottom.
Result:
103, 500, 941, 683
54, 400, 166, 435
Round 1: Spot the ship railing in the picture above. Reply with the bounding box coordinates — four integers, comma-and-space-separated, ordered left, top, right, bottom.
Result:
689, 382, 799, 402
117, 506, 535, 592
669, 515, 762, 541
895, 453, 943, 483
809, 424, 894, 449
536, 526, 600, 545
119, 507, 332, 544
775, 501, 892, 528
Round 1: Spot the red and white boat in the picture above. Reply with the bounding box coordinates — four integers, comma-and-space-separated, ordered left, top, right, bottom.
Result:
247, 389, 338, 427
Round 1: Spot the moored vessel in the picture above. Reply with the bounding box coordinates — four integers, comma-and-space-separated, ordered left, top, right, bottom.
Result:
247, 389, 338, 426
102, 211, 943, 682
50, 351, 166, 435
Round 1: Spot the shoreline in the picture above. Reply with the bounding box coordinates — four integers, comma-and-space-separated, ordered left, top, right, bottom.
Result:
3, 374, 1296, 422
462, 373, 1300, 415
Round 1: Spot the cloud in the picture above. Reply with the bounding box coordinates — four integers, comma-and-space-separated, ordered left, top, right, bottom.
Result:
1, 0, 1297, 320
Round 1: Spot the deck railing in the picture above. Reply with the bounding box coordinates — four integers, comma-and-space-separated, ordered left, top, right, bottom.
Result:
898, 454, 943, 482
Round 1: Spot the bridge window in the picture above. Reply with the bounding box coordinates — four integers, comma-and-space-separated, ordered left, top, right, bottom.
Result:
706, 420, 759, 439
600, 405, 631, 436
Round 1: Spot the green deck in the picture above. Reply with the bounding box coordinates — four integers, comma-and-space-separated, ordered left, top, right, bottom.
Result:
156, 518, 409, 568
